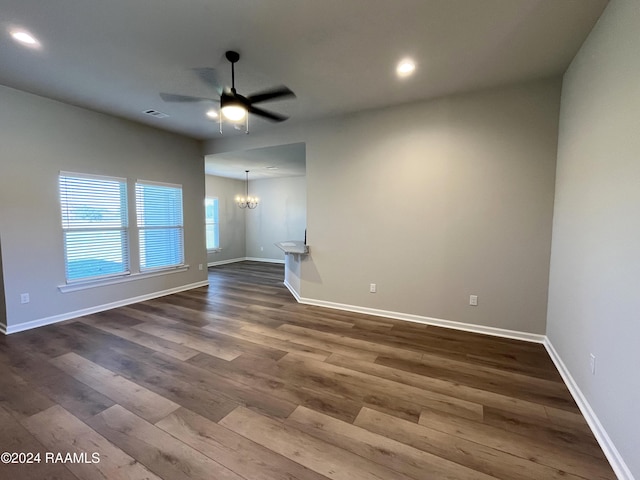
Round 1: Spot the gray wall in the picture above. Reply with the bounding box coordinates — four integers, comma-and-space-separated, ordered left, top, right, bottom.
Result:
206, 78, 560, 334
547, 0, 640, 476
0, 239, 6, 329
0, 85, 207, 330
205, 175, 246, 264
205, 174, 307, 263
246, 176, 307, 261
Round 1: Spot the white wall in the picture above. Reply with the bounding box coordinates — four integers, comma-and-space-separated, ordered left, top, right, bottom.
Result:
0, 85, 207, 331
206, 78, 560, 335
205, 175, 246, 264
547, 0, 640, 477
246, 176, 307, 261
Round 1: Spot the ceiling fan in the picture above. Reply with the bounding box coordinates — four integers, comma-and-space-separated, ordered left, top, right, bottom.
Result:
160, 50, 295, 123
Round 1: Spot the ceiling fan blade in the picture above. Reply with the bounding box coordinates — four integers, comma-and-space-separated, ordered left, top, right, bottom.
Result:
192, 68, 224, 94
160, 92, 215, 103
246, 86, 295, 104
248, 105, 288, 122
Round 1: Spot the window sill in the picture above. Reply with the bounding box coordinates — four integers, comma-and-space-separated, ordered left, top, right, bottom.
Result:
58, 265, 190, 293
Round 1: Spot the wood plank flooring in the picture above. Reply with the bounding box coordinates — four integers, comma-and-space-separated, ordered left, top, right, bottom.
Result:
0, 261, 616, 480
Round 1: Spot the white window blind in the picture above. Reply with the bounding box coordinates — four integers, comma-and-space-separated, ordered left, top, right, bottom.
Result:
205, 197, 220, 250
136, 181, 184, 271
59, 173, 129, 282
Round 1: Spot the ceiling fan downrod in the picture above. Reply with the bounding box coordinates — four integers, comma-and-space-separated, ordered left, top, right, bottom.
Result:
225, 50, 240, 93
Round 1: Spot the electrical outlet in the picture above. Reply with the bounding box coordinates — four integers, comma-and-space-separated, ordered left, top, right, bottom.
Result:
260, 246, 264, 252
198, 264, 203, 271
369, 283, 377, 293
469, 295, 478, 306
590, 353, 596, 375
20, 293, 30, 304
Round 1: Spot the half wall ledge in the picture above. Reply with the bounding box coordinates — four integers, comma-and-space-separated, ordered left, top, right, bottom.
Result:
275, 241, 309, 256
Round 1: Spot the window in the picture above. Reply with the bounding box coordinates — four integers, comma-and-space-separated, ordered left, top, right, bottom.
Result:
59, 173, 129, 282
205, 197, 219, 250
136, 181, 184, 271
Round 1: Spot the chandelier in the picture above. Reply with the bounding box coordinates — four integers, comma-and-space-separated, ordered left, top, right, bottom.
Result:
236, 170, 259, 209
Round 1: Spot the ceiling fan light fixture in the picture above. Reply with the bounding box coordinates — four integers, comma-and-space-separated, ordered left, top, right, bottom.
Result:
221, 104, 247, 121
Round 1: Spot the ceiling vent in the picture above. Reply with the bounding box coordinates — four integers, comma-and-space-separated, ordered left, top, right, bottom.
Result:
143, 109, 169, 119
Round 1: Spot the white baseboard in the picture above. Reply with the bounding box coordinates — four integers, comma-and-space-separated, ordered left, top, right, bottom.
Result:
294, 295, 545, 343
4, 280, 209, 335
544, 339, 635, 480
245, 257, 285, 264
208, 257, 285, 267
283, 280, 302, 302
208, 257, 247, 267
0, 323, 6, 335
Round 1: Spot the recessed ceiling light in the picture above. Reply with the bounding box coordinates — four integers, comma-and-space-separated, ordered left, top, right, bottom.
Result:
266, 166, 279, 170
10, 29, 40, 48
396, 58, 416, 78
206, 109, 218, 119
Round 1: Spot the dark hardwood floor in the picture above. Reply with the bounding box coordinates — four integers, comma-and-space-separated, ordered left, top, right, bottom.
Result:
0, 261, 615, 479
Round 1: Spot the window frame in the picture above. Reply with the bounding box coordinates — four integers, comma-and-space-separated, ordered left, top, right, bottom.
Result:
205, 196, 220, 251
59, 171, 130, 284
135, 179, 185, 272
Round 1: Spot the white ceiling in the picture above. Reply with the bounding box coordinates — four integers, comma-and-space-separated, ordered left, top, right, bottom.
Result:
0, 0, 607, 142
205, 143, 305, 180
